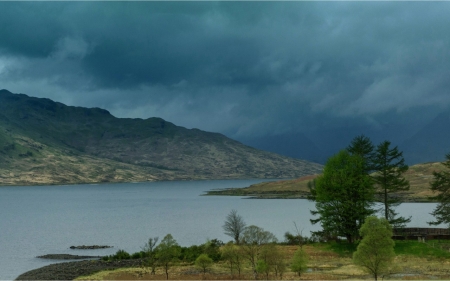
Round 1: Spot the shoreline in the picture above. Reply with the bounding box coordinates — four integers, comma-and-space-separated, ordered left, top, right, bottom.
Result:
16, 259, 144, 280
205, 188, 435, 202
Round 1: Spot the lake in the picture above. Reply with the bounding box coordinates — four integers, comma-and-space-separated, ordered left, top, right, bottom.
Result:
0, 179, 442, 279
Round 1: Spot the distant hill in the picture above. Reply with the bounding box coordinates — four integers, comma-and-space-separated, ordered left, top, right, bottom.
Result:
0, 89, 323, 186
207, 162, 446, 202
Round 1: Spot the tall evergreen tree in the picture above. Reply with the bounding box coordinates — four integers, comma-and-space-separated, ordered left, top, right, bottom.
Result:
429, 153, 450, 226
347, 135, 376, 229
347, 135, 375, 173
310, 150, 374, 243
372, 141, 410, 227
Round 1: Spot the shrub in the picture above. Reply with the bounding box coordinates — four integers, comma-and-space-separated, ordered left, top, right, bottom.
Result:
110, 249, 131, 260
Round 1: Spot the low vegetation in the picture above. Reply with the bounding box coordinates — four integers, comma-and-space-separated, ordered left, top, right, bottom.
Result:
73, 209, 450, 280
76, 238, 450, 280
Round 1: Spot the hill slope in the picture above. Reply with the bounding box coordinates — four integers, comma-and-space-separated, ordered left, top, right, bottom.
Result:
0, 89, 323, 185
207, 162, 446, 201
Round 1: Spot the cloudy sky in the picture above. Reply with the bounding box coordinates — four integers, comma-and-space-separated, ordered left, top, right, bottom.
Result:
1, 2, 449, 163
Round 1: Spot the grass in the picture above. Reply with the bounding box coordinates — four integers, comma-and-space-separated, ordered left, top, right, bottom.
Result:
324, 241, 358, 257
76, 241, 450, 280
395, 240, 450, 258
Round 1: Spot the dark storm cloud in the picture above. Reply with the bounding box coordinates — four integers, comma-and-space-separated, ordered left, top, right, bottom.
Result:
1, 2, 450, 139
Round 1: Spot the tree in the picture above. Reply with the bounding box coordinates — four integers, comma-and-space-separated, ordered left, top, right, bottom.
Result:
156, 234, 181, 280
372, 141, 410, 227
429, 153, 450, 226
240, 225, 277, 279
353, 216, 395, 281
142, 237, 159, 275
258, 243, 286, 280
256, 260, 270, 280
195, 254, 213, 277
223, 209, 246, 244
310, 150, 375, 243
347, 135, 375, 173
220, 242, 244, 279
290, 247, 308, 277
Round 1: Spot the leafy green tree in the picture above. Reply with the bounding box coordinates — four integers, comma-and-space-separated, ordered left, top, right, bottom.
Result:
142, 237, 159, 275
372, 141, 410, 227
256, 260, 270, 280
353, 216, 395, 281
310, 150, 375, 243
290, 248, 308, 277
156, 234, 181, 280
220, 242, 244, 278
223, 209, 246, 244
429, 153, 450, 226
240, 225, 277, 279
195, 254, 213, 276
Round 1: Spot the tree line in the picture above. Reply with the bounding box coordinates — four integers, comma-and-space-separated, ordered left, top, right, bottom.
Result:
102, 209, 309, 280
309, 135, 412, 243
309, 135, 450, 245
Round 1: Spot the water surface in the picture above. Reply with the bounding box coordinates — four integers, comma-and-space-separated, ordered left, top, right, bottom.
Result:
0, 180, 440, 279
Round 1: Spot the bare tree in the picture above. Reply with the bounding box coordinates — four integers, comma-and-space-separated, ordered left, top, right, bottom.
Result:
221, 242, 244, 279
142, 237, 159, 275
223, 209, 246, 244
240, 225, 277, 279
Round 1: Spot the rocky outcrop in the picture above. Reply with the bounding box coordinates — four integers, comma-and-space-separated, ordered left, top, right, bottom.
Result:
69, 245, 112, 249
37, 254, 101, 260
16, 259, 143, 280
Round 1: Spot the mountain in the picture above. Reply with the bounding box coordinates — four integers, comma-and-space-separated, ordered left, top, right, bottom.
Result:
0, 89, 323, 185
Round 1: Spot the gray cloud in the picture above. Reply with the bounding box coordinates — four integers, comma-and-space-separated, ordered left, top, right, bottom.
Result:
1, 1, 450, 144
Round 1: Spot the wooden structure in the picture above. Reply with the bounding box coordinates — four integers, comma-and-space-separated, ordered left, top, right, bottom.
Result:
393, 227, 450, 240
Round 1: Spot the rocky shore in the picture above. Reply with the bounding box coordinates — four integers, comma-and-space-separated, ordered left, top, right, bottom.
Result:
69, 245, 112, 249
37, 254, 102, 260
16, 259, 144, 280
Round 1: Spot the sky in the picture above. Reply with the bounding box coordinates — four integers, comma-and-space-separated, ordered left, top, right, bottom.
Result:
1, 2, 450, 163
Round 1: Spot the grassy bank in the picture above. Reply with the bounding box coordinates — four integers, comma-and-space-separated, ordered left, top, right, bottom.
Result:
75, 240, 450, 280
205, 162, 446, 202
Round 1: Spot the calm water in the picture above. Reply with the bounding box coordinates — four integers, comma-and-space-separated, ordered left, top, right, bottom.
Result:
0, 180, 441, 280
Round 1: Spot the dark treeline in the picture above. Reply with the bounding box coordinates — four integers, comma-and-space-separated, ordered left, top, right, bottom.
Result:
309, 135, 450, 244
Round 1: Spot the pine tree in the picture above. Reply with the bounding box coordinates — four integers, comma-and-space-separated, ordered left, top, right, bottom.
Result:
372, 141, 410, 227
429, 153, 450, 226
347, 135, 375, 173
347, 135, 376, 229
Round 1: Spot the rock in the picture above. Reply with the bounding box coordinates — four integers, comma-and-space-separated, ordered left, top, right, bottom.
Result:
69, 245, 112, 250
37, 254, 101, 260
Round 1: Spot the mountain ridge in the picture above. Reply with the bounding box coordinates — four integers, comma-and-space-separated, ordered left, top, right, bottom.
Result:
0, 89, 323, 185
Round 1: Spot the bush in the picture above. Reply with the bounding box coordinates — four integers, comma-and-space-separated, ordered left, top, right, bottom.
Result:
109, 249, 131, 260
180, 245, 204, 262
131, 251, 145, 259
203, 239, 223, 262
